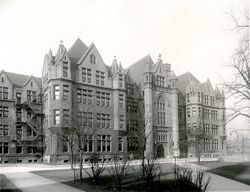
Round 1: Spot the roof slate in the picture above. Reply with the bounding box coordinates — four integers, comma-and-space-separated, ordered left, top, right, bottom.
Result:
4, 71, 42, 88
68, 38, 88, 60
176, 72, 200, 93
126, 55, 154, 85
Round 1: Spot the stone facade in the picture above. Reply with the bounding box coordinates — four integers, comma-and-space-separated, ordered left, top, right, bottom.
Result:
0, 38, 226, 164
0, 70, 43, 163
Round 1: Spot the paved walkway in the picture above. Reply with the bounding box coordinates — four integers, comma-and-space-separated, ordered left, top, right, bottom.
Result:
175, 160, 250, 192
0, 158, 250, 192
4, 172, 83, 192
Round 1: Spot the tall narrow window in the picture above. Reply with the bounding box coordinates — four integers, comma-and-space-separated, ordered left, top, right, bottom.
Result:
54, 110, 60, 125
119, 74, 123, 87
63, 61, 68, 77
157, 96, 166, 125
63, 85, 69, 100
54, 85, 60, 100
3, 87, 8, 99
90, 54, 96, 64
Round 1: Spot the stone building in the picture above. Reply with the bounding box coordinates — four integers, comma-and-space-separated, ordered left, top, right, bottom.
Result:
0, 70, 43, 163
0, 38, 226, 163
177, 72, 227, 158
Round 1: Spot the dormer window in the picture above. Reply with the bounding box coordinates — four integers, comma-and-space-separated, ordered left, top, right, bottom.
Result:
1, 77, 4, 82
90, 54, 96, 64
31, 82, 33, 87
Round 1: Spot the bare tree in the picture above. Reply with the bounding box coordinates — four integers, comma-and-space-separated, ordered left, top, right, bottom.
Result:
222, 10, 249, 121
187, 125, 211, 165
63, 107, 96, 181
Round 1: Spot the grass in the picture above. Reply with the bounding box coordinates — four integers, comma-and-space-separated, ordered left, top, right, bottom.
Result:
201, 161, 250, 185
33, 163, 197, 192
0, 174, 22, 192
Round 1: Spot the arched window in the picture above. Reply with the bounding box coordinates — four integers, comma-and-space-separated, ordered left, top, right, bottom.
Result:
90, 54, 96, 64
157, 96, 166, 126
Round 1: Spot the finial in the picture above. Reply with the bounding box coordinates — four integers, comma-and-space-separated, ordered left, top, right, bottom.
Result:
158, 53, 162, 58
114, 55, 116, 59
60, 40, 63, 45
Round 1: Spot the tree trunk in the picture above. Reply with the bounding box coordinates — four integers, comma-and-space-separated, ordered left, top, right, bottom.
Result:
70, 143, 74, 170
79, 150, 83, 180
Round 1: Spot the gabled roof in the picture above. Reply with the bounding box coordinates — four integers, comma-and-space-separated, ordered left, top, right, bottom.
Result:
4, 71, 42, 88
68, 38, 88, 60
176, 72, 200, 93
126, 55, 154, 85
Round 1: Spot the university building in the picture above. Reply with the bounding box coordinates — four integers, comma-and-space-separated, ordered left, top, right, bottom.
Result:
0, 71, 43, 163
0, 38, 226, 163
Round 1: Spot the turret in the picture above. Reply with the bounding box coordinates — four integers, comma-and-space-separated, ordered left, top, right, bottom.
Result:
143, 58, 154, 159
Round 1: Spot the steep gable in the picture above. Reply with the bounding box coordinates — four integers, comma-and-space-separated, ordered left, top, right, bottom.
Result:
176, 72, 200, 94
68, 38, 88, 60
126, 55, 154, 85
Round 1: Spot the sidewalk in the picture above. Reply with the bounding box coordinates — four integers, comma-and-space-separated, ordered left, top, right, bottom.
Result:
1, 158, 250, 192
175, 160, 250, 192
5, 172, 84, 192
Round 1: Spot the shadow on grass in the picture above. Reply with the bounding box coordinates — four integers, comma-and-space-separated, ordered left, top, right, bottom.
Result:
208, 162, 250, 185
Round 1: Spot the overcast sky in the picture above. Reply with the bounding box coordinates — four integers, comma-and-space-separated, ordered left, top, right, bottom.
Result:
0, 0, 249, 131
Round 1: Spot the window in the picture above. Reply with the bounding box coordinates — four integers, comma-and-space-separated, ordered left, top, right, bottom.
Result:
96, 91, 110, 107
54, 110, 60, 125
127, 84, 134, 95
127, 120, 139, 131
3, 107, 8, 117
82, 112, 93, 127
27, 90, 32, 102
83, 135, 93, 152
192, 107, 196, 117
96, 71, 105, 85
3, 125, 8, 136
63, 85, 69, 100
16, 145, 23, 154
187, 107, 190, 118
97, 113, 111, 128
198, 107, 202, 117
127, 137, 139, 151
16, 125, 22, 140
62, 135, 68, 153
0, 142, 9, 154
90, 54, 96, 64
63, 109, 70, 124
157, 96, 166, 126
119, 74, 123, 87
16, 108, 22, 121
82, 68, 91, 83
3, 87, 8, 99
54, 85, 60, 100
77, 89, 81, 103
186, 93, 190, 103
0, 87, 8, 100
210, 96, 214, 106
156, 76, 165, 87
158, 131, 167, 142
82, 89, 93, 104
198, 92, 201, 103
119, 94, 124, 108
127, 100, 138, 113
16, 92, 21, 103
120, 115, 124, 128
204, 124, 210, 134
97, 135, 111, 152
63, 61, 69, 77
118, 137, 123, 152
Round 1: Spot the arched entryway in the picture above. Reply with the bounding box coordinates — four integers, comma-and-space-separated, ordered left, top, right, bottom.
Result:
157, 145, 165, 158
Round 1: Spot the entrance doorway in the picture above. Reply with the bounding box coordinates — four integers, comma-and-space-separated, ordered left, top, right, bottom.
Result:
157, 145, 164, 158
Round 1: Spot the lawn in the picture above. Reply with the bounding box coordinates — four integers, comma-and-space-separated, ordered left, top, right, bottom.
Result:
0, 174, 22, 192
201, 161, 250, 185
32, 162, 203, 192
